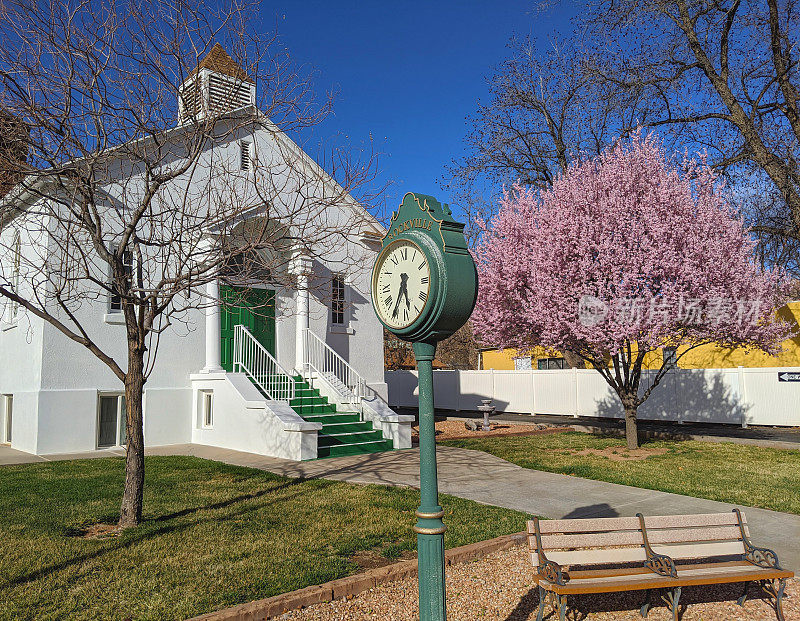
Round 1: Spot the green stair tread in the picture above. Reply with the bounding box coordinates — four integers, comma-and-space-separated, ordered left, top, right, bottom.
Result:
317, 440, 394, 458
318, 431, 386, 446
320, 422, 374, 434
304, 414, 361, 423
290, 376, 394, 459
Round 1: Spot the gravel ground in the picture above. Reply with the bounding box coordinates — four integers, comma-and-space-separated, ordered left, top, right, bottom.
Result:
412, 420, 567, 441
280, 545, 798, 620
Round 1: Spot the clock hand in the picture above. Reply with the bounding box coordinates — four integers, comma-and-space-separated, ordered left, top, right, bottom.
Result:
393, 273, 410, 319
392, 282, 404, 318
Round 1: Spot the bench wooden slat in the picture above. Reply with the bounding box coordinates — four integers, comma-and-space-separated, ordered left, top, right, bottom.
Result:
544, 546, 647, 566
537, 525, 743, 550
650, 540, 745, 559
568, 563, 761, 586
527, 513, 742, 537
537, 540, 744, 567
528, 516, 641, 534
564, 559, 759, 580
641, 513, 742, 529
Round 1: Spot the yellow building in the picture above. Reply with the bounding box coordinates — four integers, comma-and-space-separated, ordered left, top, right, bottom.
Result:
480, 301, 800, 370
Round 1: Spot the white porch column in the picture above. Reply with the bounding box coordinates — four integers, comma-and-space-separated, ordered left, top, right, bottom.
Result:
290, 248, 312, 372
203, 277, 223, 373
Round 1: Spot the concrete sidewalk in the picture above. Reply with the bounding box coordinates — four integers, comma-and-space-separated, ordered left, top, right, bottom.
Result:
3, 442, 799, 571
148, 443, 800, 572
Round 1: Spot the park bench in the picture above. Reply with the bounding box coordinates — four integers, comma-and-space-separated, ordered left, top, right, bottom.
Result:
528, 510, 793, 621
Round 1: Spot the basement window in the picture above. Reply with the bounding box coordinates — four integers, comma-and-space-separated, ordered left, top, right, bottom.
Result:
1, 394, 11, 444
97, 394, 126, 448
201, 391, 214, 428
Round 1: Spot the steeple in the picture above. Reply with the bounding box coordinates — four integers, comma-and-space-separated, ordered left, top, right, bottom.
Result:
178, 44, 255, 122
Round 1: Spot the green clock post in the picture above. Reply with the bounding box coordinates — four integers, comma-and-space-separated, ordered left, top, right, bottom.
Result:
371, 192, 478, 621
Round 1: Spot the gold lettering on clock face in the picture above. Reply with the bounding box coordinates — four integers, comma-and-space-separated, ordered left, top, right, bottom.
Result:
374, 240, 431, 329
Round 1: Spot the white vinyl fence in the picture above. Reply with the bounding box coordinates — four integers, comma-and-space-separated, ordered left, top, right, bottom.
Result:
386, 367, 800, 427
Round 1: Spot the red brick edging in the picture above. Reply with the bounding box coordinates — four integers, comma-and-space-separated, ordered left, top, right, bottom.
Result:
187, 531, 527, 621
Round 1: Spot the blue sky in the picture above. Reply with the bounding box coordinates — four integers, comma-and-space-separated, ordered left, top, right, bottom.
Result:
263, 1, 578, 220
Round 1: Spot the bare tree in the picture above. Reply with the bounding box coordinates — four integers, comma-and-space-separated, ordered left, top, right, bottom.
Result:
586, 0, 800, 246
444, 35, 640, 240
384, 328, 414, 370
0, 0, 379, 527
437, 322, 480, 370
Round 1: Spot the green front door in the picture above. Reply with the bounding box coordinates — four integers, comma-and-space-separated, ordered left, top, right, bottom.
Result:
220, 285, 276, 372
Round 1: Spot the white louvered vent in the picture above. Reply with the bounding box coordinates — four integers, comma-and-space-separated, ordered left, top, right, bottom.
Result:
178, 72, 254, 122
240, 141, 251, 171
178, 78, 202, 121
208, 74, 253, 113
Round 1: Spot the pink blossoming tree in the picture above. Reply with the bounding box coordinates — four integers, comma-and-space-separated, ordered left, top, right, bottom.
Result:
472, 132, 793, 449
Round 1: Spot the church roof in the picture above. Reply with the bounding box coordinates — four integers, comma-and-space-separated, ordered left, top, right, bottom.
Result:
193, 43, 254, 83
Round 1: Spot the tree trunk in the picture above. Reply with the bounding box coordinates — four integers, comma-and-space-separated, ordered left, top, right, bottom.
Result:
119, 341, 146, 528
624, 403, 640, 450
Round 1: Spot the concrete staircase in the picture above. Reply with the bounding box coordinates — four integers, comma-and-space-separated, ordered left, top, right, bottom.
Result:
290, 376, 393, 458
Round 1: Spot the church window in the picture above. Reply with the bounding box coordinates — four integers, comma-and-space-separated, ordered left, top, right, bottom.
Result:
331, 274, 345, 325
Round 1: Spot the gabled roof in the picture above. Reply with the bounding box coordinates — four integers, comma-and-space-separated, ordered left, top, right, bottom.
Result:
192, 43, 254, 84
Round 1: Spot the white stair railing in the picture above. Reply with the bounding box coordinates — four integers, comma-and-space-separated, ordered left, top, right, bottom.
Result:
233, 324, 295, 402
302, 328, 367, 406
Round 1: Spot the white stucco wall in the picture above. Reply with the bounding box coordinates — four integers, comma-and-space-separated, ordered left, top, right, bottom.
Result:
0, 114, 387, 456
0, 218, 47, 453
190, 372, 320, 460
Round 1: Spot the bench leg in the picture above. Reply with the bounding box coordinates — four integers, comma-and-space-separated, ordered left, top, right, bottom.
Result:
640, 589, 652, 618
557, 593, 567, 621
776, 578, 787, 621
761, 578, 787, 621
660, 586, 681, 621
536, 586, 547, 621
738, 581, 751, 606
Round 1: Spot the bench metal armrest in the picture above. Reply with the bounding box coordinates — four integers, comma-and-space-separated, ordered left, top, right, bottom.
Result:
733, 508, 783, 570
540, 559, 568, 586
637, 513, 678, 578
531, 517, 569, 586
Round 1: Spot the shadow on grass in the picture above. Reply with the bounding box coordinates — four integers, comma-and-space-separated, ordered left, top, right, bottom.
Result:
3, 450, 431, 592
2, 477, 308, 590
152, 477, 308, 522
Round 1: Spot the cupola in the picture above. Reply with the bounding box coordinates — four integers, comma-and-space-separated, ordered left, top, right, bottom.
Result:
178, 44, 255, 122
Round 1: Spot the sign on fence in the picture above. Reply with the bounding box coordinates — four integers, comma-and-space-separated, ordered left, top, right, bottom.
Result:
778, 372, 800, 382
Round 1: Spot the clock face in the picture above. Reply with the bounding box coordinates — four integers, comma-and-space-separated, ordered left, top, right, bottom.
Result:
373, 239, 431, 330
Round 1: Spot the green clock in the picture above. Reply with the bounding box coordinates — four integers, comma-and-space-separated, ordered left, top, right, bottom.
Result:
371, 192, 478, 621
371, 192, 477, 343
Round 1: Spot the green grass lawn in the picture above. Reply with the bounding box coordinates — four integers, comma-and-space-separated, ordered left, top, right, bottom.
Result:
0, 456, 529, 621
442, 431, 800, 515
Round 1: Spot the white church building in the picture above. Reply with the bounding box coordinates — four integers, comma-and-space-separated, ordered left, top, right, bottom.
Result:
0, 46, 412, 460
